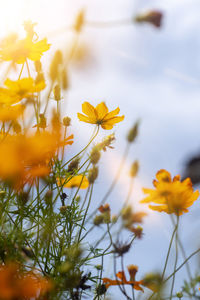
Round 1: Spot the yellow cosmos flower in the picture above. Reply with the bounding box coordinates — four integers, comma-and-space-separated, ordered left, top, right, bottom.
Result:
77, 102, 124, 130
0, 34, 50, 64
58, 175, 89, 189
140, 169, 199, 216
0, 104, 25, 122
0, 77, 45, 105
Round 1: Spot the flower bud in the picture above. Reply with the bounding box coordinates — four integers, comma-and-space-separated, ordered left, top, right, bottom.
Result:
38, 114, 47, 129
134, 11, 163, 28
63, 116, 71, 127
60, 205, 68, 214
44, 190, 53, 205
90, 146, 101, 165
74, 10, 85, 33
34, 60, 42, 73
130, 160, 139, 177
62, 68, 69, 90
75, 195, 81, 202
12, 121, 21, 134
53, 84, 61, 101
127, 121, 139, 143
67, 157, 80, 173
88, 166, 98, 184
96, 284, 107, 296
93, 214, 104, 226
176, 292, 183, 299
49, 50, 63, 82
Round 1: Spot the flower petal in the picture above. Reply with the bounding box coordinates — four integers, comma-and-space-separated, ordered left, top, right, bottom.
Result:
96, 102, 108, 119
82, 102, 97, 119
103, 107, 120, 120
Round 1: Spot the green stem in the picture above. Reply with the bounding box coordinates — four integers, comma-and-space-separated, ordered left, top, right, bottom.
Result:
170, 216, 179, 300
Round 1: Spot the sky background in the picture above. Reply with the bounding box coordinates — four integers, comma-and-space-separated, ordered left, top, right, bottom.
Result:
1, 0, 200, 298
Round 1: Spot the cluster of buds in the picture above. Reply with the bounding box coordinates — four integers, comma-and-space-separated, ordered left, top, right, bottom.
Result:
93, 204, 111, 225
121, 206, 147, 238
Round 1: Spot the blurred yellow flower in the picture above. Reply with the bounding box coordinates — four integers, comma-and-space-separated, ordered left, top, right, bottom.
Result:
0, 130, 73, 188
0, 34, 50, 64
140, 169, 199, 215
58, 175, 89, 189
77, 102, 124, 129
0, 104, 25, 122
0, 77, 45, 105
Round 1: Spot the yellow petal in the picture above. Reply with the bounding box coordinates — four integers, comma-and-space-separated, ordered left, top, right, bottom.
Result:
96, 102, 108, 119
82, 102, 97, 120
156, 169, 171, 183
103, 107, 120, 120
77, 113, 93, 123
60, 175, 89, 189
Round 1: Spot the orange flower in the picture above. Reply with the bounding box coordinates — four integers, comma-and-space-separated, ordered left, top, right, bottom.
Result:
0, 263, 52, 300
0, 130, 73, 187
0, 33, 50, 64
140, 169, 199, 215
103, 265, 144, 292
77, 102, 124, 129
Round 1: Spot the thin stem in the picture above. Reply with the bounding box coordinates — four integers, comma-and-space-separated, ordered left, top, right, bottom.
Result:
77, 184, 93, 243
164, 248, 200, 284
86, 19, 132, 28
170, 216, 179, 300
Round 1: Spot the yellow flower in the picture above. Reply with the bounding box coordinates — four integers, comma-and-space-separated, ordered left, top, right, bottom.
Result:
77, 102, 124, 129
58, 175, 89, 189
0, 104, 25, 122
0, 77, 45, 105
0, 34, 50, 64
140, 169, 199, 215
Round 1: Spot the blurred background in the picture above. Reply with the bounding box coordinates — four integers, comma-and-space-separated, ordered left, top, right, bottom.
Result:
1, 0, 200, 297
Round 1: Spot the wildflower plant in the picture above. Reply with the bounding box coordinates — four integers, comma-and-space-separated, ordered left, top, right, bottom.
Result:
0, 11, 199, 300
